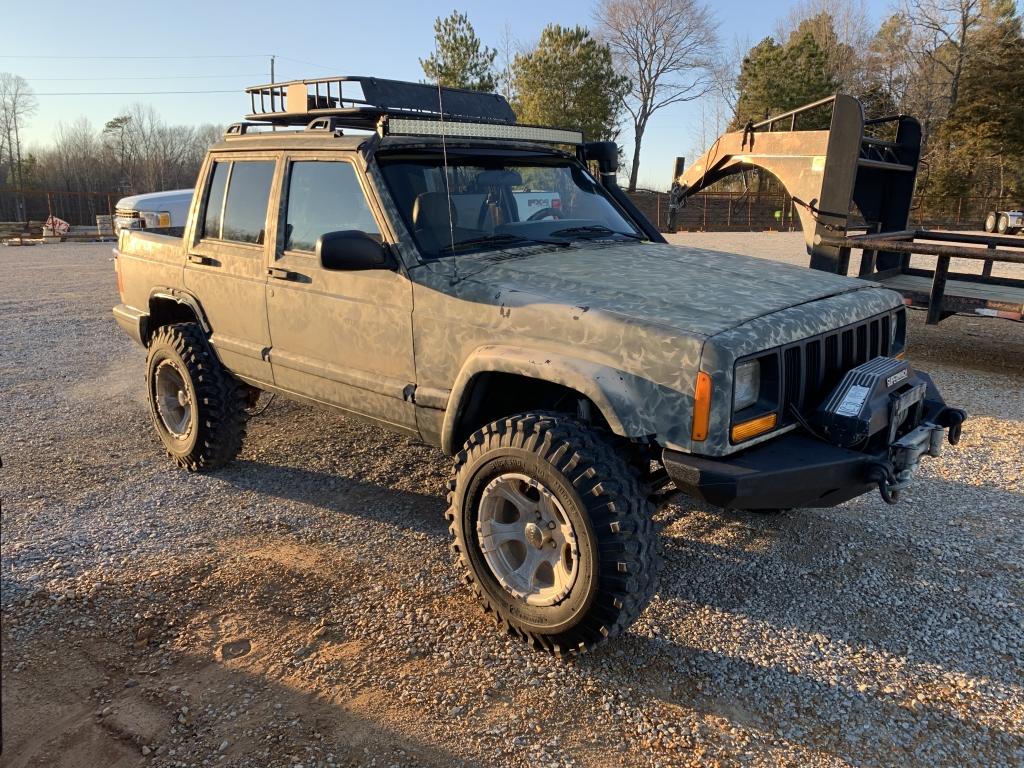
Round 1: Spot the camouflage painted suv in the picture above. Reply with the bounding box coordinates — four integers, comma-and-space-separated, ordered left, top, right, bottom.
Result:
112, 77, 965, 656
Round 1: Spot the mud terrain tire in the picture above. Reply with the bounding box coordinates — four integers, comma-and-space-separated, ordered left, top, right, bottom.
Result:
447, 412, 657, 656
145, 323, 247, 472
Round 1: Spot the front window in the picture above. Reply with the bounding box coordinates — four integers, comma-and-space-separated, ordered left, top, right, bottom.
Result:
284, 161, 380, 253
378, 154, 641, 258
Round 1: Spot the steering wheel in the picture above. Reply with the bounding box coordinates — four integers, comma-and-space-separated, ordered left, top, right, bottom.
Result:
527, 207, 564, 221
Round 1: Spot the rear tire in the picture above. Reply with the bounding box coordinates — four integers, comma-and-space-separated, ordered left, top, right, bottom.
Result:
145, 323, 247, 471
997, 213, 1010, 234
984, 211, 998, 233
447, 412, 657, 656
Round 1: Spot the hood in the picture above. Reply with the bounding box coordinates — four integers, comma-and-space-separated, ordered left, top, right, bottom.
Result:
115, 188, 193, 210
454, 241, 874, 338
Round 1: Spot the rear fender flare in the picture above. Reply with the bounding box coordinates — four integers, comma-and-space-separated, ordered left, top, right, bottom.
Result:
146, 288, 211, 341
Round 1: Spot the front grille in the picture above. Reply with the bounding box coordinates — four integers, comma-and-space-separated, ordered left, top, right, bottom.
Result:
115, 208, 140, 219
780, 312, 893, 421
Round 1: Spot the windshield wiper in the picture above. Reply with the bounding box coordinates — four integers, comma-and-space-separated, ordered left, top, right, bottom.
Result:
437, 233, 566, 255
548, 225, 642, 241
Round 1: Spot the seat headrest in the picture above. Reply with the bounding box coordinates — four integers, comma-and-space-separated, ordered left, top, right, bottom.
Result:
412, 192, 457, 229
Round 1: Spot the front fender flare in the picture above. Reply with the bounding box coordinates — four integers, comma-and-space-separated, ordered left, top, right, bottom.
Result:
440, 345, 677, 454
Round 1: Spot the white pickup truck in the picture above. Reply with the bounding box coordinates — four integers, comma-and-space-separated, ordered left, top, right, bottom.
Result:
114, 188, 194, 234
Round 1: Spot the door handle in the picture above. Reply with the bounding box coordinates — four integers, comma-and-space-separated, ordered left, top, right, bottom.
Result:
267, 267, 299, 281
187, 254, 217, 266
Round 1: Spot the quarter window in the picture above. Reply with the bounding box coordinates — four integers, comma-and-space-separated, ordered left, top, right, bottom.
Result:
284, 161, 379, 253
202, 161, 229, 239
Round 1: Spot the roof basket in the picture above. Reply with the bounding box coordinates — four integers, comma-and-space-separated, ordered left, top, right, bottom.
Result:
245, 76, 516, 131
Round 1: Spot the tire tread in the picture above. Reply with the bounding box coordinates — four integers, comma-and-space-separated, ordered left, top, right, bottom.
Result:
446, 411, 658, 657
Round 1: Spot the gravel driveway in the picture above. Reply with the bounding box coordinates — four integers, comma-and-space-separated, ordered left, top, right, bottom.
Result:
2, 237, 1022, 768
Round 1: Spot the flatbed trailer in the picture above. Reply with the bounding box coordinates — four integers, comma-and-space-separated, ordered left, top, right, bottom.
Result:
819, 229, 1024, 323
675, 95, 1024, 323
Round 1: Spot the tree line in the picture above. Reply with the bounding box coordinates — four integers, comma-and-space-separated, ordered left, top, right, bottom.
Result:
3, 0, 1023, 209
420, 2, 717, 191
726, 0, 1024, 204
419, 0, 1024, 202
0, 77, 220, 205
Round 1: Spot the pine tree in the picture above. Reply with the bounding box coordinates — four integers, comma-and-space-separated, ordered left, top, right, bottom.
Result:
510, 25, 629, 142
931, 0, 1024, 199
732, 32, 837, 127
420, 12, 498, 92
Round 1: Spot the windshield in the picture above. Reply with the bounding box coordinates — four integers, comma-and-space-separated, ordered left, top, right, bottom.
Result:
377, 154, 642, 258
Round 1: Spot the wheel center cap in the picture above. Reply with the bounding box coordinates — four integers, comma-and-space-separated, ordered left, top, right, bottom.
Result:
524, 522, 544, 549
177, 390, 188, 407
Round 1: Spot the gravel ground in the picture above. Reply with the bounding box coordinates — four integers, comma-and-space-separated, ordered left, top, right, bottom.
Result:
1, 237, 1022, 768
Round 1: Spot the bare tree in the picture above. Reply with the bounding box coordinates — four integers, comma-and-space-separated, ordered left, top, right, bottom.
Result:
0, 73, 38, 191
901, 0, 983, 116
595, 0, 719, 191
495, 22, 519, 101
685, 38, 746, 171
32, 106, 221, 196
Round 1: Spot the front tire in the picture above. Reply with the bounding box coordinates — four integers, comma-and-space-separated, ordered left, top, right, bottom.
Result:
145, 323, 248, 471
447, 412, 657, 656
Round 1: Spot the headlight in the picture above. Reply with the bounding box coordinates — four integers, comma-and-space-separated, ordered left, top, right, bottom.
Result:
140, 211, 172, 228
733, 359, 760, 412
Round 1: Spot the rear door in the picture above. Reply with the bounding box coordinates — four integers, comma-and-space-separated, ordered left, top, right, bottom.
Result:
265, 153, 416, 432
184, 153, 279, 382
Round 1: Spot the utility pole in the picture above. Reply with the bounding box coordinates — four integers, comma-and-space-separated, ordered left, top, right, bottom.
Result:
270, 55, 277, 131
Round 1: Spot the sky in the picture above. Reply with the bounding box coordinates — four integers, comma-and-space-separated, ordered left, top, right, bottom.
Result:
3, 0, 892, 190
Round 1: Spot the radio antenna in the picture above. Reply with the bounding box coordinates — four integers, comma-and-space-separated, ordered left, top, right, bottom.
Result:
434, 72, 458, 284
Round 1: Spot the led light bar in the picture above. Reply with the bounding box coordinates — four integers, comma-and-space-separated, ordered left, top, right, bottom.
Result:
386, 117, 583, 145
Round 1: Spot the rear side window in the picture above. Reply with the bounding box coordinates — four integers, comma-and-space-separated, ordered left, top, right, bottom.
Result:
202, 160, 275, 244
284, 161, 380, 252
202, 162, 229, 238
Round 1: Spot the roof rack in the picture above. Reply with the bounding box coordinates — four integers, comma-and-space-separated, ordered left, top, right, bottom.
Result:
245, 75, 516, 131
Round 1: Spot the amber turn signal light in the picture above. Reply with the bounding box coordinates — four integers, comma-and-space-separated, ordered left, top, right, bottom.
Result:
731, 412, 778, 443
691, 372, 712, 441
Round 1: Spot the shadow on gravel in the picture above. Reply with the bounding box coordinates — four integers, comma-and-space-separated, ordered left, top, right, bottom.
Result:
576, 633, 1024, 765
654, 478, 1024, 691
219, 456, 1022, 692
905, 311, 1024, 378
1, 615, 480, 768
221, 459, 450, 538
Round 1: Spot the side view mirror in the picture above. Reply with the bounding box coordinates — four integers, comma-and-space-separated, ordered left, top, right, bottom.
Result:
316, 230, 395, 271
582, 141, 618, 176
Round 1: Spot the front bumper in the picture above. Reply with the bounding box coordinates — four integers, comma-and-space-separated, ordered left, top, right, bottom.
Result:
663, 375, 965, 510
664, 434, 885, 509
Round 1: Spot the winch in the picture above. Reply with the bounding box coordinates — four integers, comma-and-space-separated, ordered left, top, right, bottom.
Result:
812, 357, 966, 503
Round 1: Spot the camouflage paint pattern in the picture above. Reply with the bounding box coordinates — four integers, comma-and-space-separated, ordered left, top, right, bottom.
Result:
114, 130, 905, 461
401, 242, 902, 455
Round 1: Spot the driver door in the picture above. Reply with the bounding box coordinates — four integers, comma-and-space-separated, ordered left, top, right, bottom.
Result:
265, 154, 417, 432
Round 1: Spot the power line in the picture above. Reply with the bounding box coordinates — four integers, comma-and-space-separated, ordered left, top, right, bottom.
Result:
34, 90, 238, 96
0, 54, 270, 60
275, 56, 336, 72
27, 74, 266, 81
